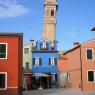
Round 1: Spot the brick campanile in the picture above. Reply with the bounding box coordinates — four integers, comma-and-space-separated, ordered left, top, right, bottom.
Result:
43, 0, 58, 42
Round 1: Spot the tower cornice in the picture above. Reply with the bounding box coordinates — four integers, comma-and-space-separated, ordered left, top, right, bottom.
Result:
44, 0, 58, 10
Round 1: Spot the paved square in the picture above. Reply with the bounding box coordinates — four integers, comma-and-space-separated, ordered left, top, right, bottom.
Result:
23, 88, 95, 95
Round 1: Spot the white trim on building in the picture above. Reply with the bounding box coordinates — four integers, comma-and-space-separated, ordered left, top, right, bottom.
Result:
0, 43, 8, 59
0, 72, 7, 90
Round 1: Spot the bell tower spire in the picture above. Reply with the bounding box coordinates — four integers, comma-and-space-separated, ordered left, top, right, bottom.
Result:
43, 0, 58, 42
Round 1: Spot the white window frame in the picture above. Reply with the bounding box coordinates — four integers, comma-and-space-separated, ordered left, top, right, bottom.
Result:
50, 57, 55, 66
0, 72, 7, 90
0, 43, 8, 59
41, 42, 47, 49
86, 48, 94, 61
34, 57, 40, 67
87, 70, 95, 83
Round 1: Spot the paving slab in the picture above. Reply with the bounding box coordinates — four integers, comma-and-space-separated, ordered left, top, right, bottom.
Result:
23, 88, 95, 95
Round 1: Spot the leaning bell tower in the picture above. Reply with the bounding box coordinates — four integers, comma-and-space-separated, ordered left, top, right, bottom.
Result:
43, 0, 58, 42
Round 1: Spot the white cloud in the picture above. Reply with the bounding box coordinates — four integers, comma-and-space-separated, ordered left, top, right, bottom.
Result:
0, 0, 29, 18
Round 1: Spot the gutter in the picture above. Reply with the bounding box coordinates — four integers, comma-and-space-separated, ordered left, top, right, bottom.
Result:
80, 45, 83, 91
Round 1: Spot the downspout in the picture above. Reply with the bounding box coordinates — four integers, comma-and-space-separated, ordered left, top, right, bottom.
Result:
80, 45, 83, 91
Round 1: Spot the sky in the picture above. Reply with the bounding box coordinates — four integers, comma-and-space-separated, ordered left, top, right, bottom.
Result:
0, 0, 95, 51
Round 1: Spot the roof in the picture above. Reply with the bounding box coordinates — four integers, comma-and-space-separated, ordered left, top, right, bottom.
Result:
91, 27, 95, 31
37, 38, 51, 42
81, 38, 95, 46
58, 50, 65, 58
24, 43, 31, 46
0, 32, 23, 36
63, 38, 95, 55
37, 38, 58, 43
63, 45, 80, 55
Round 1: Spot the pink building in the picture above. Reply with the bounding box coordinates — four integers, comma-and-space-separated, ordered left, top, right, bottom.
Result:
58, 39, 95, 91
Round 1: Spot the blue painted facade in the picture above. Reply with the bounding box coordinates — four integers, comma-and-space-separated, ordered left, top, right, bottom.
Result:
32, 52, 58, 73
32, 39, 58, 88
32, 39, 58, 73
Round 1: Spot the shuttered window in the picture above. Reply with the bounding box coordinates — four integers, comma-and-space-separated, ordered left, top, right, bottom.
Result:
32, 58, 42, 66
49, 57, 57, 66
40, 42, 48, 50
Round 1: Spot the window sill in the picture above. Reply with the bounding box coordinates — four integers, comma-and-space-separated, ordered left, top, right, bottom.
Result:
0, 58, 7, 60
0, 88, 7, 90
86, 59, 94, 61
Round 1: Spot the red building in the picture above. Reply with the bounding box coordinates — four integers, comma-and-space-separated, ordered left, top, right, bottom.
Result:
0, 33, 23, 95
58, 39, 95, 91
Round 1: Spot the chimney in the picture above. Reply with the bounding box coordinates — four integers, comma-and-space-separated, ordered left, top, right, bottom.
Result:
73, 42, 80, 47
30, 39, 34, 49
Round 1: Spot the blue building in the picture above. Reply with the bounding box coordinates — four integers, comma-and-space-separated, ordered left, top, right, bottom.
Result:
31, 0, 58, 89
32, 39, 58, 88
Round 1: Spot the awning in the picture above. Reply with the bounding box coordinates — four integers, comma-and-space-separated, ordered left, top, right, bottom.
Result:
32, 73, 49, 77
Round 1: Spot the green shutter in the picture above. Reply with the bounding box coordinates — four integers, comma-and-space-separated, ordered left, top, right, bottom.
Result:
39, 58, 42, 66
49, 58, 51, 65
54, 58, 57, 65
32, 58, 35, 66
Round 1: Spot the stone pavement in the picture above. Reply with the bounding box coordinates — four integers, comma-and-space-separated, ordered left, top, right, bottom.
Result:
23, 88, 95, 95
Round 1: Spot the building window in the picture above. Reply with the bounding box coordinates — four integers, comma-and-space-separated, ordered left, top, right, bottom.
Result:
88, 71, 95, 82
86, 49, 94, 60
24, 48, 29, 54
49, 57, 57, 66
26, 62, 29, 69
32, 58, 42, 67
0, 72, 7, 90
40, 42, 48, 50
51, 10, 54, 16
0, 43, 7, 59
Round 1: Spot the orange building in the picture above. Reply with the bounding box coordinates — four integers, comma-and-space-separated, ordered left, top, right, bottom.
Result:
58, 39, 95, 91
0, 33, 23, 95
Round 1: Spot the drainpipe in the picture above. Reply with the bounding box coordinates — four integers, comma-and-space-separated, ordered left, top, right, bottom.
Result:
80, 45, 83, 91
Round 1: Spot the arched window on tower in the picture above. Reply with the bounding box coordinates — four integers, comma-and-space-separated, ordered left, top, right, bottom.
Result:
51, 10, 54, 16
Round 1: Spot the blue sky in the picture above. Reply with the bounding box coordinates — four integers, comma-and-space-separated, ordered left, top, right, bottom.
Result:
0, 0, 95, 50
